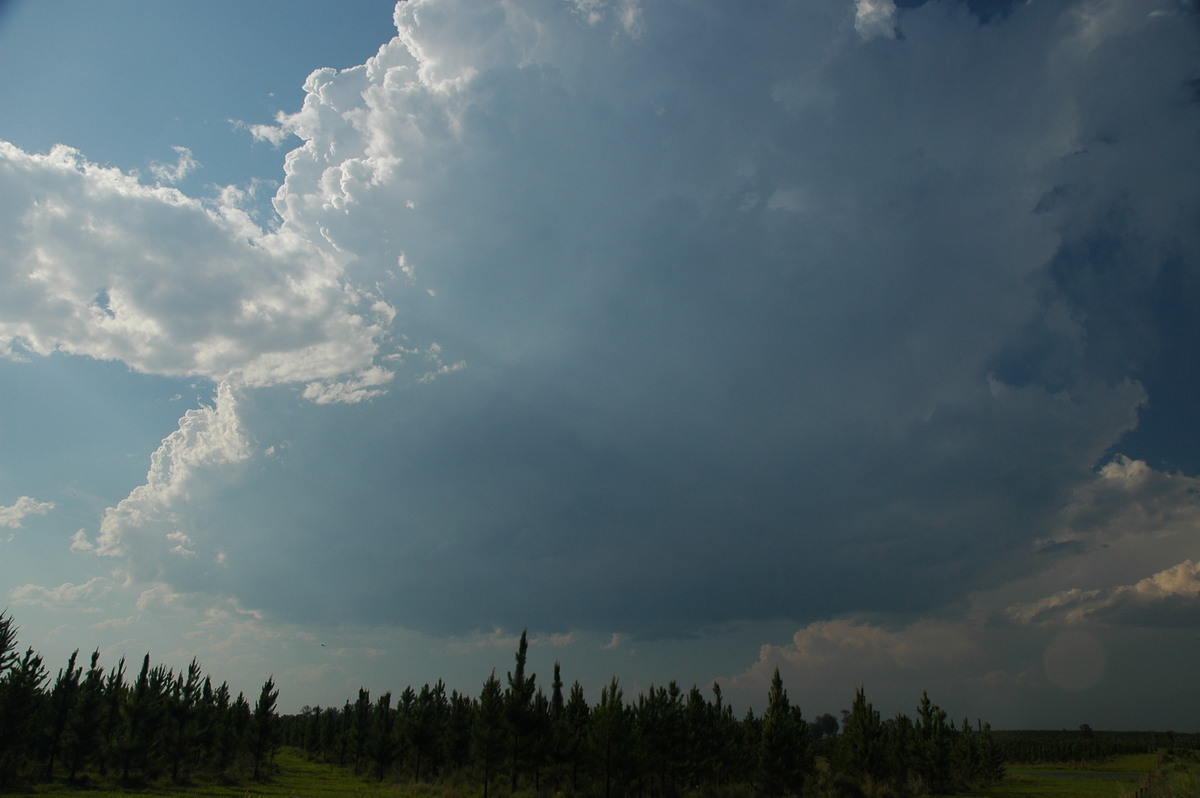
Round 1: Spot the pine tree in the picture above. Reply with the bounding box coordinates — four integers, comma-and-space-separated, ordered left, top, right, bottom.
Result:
369, 692, 399, 780
349, 687, 371, 775
65, 649, 105, 780
839, 687, 884, 787
504, 630, 536, 793
445, 689, 475, 775
167, 658, 203, 783
591, 677, 628, 798
916, 691, 951, 794
760, 668, 812, 796
249, 676, 279, 780
0, 614, 46, 788
97, 656, 126, 777
563, 680, 591, 793
475, 671, 505, 798
43, 649, 82, 780
547, 662, 566, 790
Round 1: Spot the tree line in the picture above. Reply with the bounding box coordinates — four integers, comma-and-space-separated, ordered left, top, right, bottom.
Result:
0, 611, 279, 789
2, 611, 1007, 796
278, 631, 1006, 797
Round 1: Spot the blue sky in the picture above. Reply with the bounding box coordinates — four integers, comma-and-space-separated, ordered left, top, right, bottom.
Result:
2, 0, 1199, 729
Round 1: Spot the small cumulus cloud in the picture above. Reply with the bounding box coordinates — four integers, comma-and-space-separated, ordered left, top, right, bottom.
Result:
231, 116, 295, 148
0, 496, 54, 530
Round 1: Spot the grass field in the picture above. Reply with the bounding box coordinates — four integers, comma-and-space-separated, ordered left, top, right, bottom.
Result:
948, 752, 1198, 798
15, 749, 1199, 798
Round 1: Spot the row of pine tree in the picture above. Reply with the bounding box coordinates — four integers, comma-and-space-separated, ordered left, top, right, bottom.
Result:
279, 631, 1005, 797
1, 612, 1004, 796
0, 612, 279, 789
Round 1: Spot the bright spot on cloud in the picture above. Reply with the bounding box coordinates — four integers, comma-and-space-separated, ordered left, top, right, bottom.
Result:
855, 0, 898, 40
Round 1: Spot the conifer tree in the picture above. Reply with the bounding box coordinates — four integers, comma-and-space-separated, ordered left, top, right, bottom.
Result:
916, 691, 950, 794
349, 687, 371, 775
97, 656, 125, 777
839, 687, 884, 787
504, 630, 536, 793
475, 671, 505, 798
370, 692, 398, 780
563, 680, 591, 792
0, 614, 46, 788
547, 662, 566, 790
167, 658, 202, 783
591, 677, 628, 798
445, 689, 475, 774
42, 649, 82, 779
250, 677, 279, 780
65, 649, 105, 780
759, 667, 810, 796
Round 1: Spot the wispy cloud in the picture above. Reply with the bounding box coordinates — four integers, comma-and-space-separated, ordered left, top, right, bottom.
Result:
149, 146, 199, 184
10, 577, 110, 609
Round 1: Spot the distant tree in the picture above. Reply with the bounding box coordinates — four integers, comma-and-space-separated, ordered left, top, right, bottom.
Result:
811, 712, 839, 739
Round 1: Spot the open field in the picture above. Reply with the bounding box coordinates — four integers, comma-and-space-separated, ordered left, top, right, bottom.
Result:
948, 752, 1200, 798
13, 749, 1200, 798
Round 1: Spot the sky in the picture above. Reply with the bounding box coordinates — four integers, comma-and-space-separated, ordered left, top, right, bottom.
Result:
1, 0, 1199, 730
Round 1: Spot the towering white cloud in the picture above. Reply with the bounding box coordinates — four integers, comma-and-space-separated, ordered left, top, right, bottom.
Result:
0, 142, 395, 396
90, 383, 251, 574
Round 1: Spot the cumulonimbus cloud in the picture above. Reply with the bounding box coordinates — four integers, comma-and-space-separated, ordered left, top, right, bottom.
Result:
14, 0, 1200, 645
